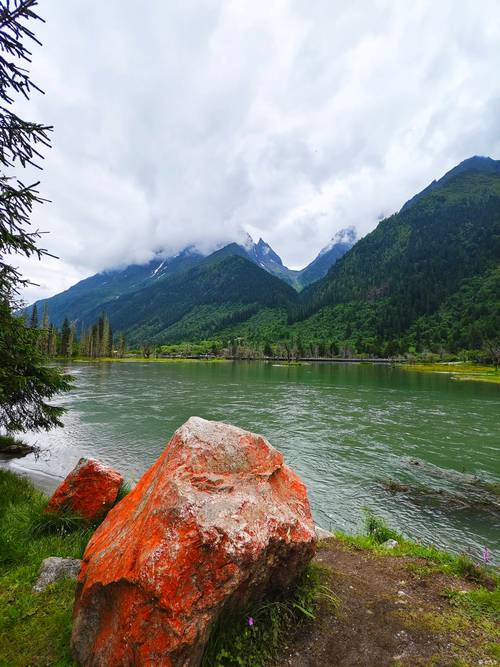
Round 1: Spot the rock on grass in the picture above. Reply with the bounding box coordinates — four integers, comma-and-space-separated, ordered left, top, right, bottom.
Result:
72, 417, 317, 666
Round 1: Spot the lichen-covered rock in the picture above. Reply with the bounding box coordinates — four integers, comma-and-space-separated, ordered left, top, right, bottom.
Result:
46, 458, 123, 522
33, 556, 81, 593
71, 417, 316, 666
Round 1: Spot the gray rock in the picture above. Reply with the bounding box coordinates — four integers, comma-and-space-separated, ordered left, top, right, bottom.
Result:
381, 538, 399, 549
33, 556, 81, 593
315, 525, 334, 540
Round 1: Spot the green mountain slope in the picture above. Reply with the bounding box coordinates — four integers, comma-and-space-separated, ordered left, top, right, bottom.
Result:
25, 248, 204, 328
290, 166, 500, 351
95, 249, 298, 344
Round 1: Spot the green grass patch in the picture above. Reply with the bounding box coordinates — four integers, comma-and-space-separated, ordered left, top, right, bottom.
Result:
0, 434, 25, 449
202, 564, 339, 667
69, 356, 229, 363
0, 434, 34, 455
443, 587, 500, 621
399, 362, 500, 384
336, 509, 497, 587
0, 470, 92, 666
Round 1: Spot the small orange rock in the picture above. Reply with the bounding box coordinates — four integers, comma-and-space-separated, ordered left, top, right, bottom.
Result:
46, 458, 123, 522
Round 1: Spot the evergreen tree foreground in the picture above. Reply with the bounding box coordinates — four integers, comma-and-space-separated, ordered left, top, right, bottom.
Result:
0, 1, 71, 436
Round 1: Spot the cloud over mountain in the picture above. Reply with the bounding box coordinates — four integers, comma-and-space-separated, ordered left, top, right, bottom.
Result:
13, 0, 500, 302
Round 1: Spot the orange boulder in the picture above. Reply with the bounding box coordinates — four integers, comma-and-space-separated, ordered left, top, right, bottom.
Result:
46, 458, 123, 522
71, 417, 316, 666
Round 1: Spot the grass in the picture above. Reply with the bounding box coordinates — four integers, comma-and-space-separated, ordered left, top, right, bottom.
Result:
0, 434, 32, 452
2, 471, 497, 666
0, 434, 23, 448
399, 362, 500, 384
443, 587, 500, 620
0, 470, 92, 666
336, 509, 498, 587
351, 510, 500, 665
68, 356, 229, 364
202, 564, 339, 667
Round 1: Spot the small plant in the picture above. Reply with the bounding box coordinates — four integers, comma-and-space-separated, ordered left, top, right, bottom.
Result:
454, 554, 491, 585
363, 509, 401, 544
0, 434, 24, 449
115, 481, 132, 504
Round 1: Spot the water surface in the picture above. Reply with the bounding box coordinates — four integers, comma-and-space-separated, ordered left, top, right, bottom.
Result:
3, 361, 499, 560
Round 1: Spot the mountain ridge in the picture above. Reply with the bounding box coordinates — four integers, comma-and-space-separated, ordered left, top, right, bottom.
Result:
25, 155, 500, 356
26, 228, 355, 327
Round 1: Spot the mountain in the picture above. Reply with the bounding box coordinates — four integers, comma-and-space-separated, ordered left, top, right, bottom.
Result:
28, 232, 353, 327
27, 156, 500, 355
239, 235, 300, 286
89, 248, 299, 344
289, 157, 500, 352
296, 227, 356, 288
28, 247, 204, 328
400, 156, 500, 212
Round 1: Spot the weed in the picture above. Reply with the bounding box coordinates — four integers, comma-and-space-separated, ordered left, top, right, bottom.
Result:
202, 564, 339, 667
362, 509, 401, 544
0, 470, 90, 666
0, 434, 25, 449
115, 481, 132, 503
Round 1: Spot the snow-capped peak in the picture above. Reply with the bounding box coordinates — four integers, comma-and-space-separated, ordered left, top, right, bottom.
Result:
319, 226, 356, 256
242, 233, 255, 252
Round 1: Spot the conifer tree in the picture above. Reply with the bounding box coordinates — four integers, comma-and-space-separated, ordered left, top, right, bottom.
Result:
60, 317, 71, 357
29, 302, 38, 327
118, 334, 126, 358
0, 1, 71, 433
47, 324, 58, 357
38, 302, 49, 354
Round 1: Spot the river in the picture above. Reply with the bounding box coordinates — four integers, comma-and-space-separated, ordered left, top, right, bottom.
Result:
2, 361, 498, 561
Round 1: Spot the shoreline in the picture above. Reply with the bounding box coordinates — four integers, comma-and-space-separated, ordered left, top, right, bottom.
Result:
0, 458, 63, 495
64, 355, 397, 363
55, 357, 500, 383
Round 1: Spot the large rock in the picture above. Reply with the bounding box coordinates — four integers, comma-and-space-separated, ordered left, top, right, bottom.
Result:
46, 458, 123, 522
71, 417, 316, 666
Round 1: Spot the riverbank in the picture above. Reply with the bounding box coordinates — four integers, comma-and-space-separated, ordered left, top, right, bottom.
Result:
400, 362, 500, 384
60, 355, 395, 364
58, 357, 499, 383
1, 470, 497, 666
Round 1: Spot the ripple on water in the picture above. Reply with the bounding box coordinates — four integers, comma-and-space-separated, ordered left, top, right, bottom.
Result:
6, 361, 499, 562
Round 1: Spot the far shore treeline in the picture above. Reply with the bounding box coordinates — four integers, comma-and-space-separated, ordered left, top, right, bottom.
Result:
23, 302, 498, 365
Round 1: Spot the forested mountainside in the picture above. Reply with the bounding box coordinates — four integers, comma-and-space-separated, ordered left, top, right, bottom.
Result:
27, 157, 500, 357
296, 227, 356, 289
287, 166, 500, 352
199, 158, 500, 356
28, 233, 354, 328
28, 247, 204, 328
85, 249, 298, 343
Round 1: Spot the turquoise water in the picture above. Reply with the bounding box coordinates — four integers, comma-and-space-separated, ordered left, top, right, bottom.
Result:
3, 361, 499, 561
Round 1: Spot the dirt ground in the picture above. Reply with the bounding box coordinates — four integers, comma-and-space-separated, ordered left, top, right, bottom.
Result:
278, 539, 498, 667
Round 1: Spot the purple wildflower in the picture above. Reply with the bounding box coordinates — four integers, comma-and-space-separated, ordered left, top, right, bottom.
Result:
482, 546, 491, 564
247, 616, 254, 627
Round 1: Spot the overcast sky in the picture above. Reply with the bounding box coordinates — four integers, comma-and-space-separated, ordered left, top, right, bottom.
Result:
13, 0, 500, 303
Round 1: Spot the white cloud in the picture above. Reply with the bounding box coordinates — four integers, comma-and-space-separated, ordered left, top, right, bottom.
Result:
11, 0, 500, 300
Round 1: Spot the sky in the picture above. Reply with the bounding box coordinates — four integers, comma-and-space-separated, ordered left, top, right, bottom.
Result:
12, 0, 500, 303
